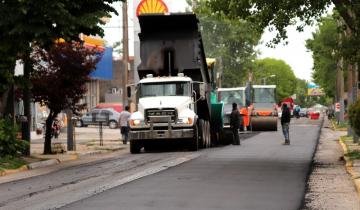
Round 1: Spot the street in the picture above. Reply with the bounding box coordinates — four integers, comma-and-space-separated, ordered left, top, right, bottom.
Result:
0, 117, 321, 210
63, 117, 321, 210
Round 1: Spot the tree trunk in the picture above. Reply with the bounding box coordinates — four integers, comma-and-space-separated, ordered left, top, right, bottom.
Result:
43, 111, 58, 154
5, 85, 15, 124
0, 90, 9, 118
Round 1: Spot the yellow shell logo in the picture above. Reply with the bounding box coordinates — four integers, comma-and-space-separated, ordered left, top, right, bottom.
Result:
136, 0, 168, 16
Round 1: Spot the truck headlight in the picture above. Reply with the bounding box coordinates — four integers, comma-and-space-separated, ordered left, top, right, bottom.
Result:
130, 119, 144, 126
177, 117, 193, 125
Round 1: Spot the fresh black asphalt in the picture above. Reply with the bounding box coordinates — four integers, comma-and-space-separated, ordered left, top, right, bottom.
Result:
63, 119, 321, 210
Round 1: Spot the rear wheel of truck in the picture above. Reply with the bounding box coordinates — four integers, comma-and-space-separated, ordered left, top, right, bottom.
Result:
198, 119, 206, 148
205, 121, 211, 148
130, 141, 141, 154
189, 125, 199, 151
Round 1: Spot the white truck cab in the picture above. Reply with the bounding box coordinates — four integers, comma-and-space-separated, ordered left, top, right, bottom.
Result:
128, 74, 204, 153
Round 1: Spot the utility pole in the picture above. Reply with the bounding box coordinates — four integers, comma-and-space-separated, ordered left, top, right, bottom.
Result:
122, 1, 129, 107
218, 57, 223, 88
22, 56, 31, 156
337, 56, 345, 123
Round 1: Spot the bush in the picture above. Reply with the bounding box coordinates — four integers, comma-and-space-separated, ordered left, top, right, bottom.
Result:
0, 118, 28, 158
349, 99, 360, 136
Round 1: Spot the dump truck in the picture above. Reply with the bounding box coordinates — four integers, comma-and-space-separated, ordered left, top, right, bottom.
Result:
250, 85, 278, 131
128, 14, 224, 153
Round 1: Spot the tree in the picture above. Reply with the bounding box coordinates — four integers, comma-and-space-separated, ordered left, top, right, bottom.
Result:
306, 16, 338, 99
30, 43, 101, 154
349, 100, 360, 136
0, 0, 121, 154
253, 58, 297, 101
112, 41, 123, 55
293, 79, 308, 106
207, 1, 360, 92
207, 1, 358, 48
192, 0, 261, 87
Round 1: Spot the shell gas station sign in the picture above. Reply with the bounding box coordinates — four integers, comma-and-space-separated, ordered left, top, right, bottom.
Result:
136, 0, 169, 16
133, 0, 188, 83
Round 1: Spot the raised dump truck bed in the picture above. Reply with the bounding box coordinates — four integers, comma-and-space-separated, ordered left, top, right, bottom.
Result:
129, 13, 223, 153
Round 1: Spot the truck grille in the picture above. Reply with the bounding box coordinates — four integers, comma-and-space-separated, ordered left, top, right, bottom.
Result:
145, 108, 177, 123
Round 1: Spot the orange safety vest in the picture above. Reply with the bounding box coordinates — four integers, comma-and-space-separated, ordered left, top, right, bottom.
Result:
239, 107, 249, 127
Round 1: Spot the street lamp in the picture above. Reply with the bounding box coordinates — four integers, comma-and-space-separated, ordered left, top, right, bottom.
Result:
262, 74, 276, 85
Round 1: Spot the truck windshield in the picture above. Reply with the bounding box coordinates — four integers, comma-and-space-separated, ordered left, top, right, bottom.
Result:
253, 88, 275, 103
219, 90, 244, 106
140, 82, 190, 97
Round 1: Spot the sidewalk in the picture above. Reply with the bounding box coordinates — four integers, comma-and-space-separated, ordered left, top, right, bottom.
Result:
302, 117, 360, 209
1, 126, 129, 176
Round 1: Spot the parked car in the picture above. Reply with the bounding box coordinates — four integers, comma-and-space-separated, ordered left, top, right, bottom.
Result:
299, 108, 308, 117
76, 108, 120, 129
95, 103, 122, 113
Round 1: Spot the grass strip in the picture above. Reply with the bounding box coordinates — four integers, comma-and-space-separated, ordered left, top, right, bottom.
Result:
0, 157, 27, 171
340, 135, 360, 160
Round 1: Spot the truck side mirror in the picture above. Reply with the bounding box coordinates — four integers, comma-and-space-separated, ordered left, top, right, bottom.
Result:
192, 82, 206, 101
199, 83, 206, 99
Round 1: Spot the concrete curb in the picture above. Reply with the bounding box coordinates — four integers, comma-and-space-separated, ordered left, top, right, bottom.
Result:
27, 159, 60, 170
76, 150, 104, 158
339, 138, 360, 198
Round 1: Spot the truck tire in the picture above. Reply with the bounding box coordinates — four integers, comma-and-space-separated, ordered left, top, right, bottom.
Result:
205, 121, 211, 148
130, 141, 141, 154
198, 119, 206, 148
189, 125, 199, 151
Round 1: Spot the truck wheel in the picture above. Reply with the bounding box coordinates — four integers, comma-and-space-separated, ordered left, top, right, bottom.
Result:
205, 121, 211, 148
218, 129, 226, 145
130, 141, 141, 154
189, 125, 199, 151
198, 119, 206, 148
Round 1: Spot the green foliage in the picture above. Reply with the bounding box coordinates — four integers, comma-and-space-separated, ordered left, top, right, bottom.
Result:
0, 118, 28, 158
0, 70, 14, 94
0, 1, 120, 49
208, 0, 331, 46
31, 42, 100, 154
341, 136, 360, 159
208, 1, 360, 67
306, 16, 337, 98
0, 157, 27, 171
193, 0, 261, 87
344, 150, 360, 160
253, 58, 297, 101
349, 99, 360, 136
0, 0, 122, 116
293, 79, 308, 106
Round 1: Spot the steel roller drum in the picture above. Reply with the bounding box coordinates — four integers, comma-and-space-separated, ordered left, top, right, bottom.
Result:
251, 117, 278, 131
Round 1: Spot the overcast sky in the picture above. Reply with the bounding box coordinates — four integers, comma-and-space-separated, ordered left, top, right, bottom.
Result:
103, 0, 316, 81
257, 25, 316, 81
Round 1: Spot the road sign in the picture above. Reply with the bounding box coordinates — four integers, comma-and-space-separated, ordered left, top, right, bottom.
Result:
335, 102, 340, 112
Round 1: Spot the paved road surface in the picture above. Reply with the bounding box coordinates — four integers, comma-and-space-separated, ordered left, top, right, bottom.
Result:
62, 117, 321, 210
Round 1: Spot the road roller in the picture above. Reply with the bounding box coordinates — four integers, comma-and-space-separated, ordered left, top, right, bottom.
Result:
250, 85, 278, 131
217, 86, 251, 131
